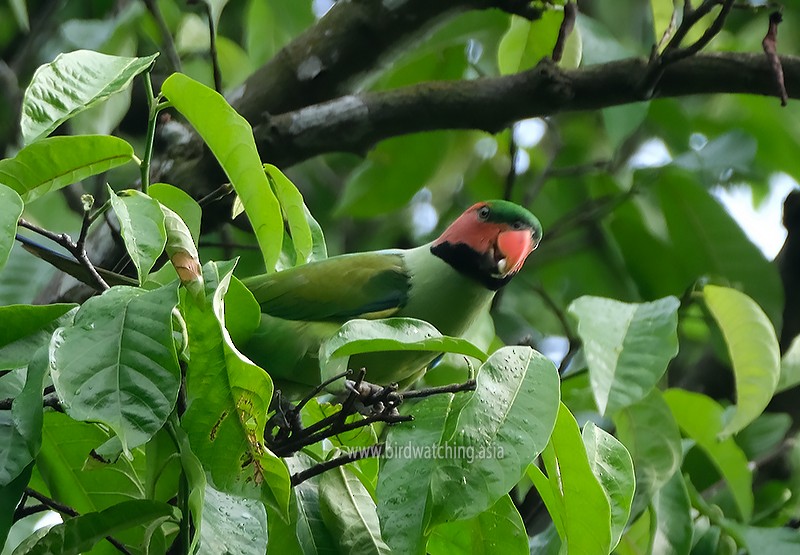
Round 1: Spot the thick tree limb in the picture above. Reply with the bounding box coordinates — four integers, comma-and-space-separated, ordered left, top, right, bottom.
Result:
252, 52, 800, 168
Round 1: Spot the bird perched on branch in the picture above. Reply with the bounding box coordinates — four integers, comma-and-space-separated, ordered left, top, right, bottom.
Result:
240, 200, 543, 396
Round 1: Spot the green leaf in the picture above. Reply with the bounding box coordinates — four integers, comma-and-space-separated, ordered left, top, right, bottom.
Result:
497, 12, 562, 75
427, 494, 528, 554
0, 464, 32, 551
182, 261, 291, 518
9, 0, 29, 32
320, 318, 488, 383
319, 466, 391, 555
704, 285, 780, 437
532, 402, 612, 555
429, 346, 560, 524
0, 186, 22, 273
20, 50, 158, 145
582, 422, 635, 549
377, 394, 454, 555
149, 183, 202, 243
51, 283, 181, 455
161, 73, 283, 272
0, 347, 48, 487
169, 419, 206, 553
736, 524, 800, 555
652, 471, 693, 555
777, 335, 800, 392
200, 483, 267, 555
656, 168, 783, 326
0, 303, 75, 349
0, 307, 76, 372
12, 500, 177, 555
108, 188, 167, 284
663, 389, 753, 520
0, 135, 134, 203
223, 276, 262, 346
614, 389, 683, 516
602, 103, 650, 150
265, 164, 314, 266
568, 295, 680, 415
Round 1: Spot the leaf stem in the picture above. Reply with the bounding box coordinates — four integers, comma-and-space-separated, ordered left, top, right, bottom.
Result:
141, 70, 158, 195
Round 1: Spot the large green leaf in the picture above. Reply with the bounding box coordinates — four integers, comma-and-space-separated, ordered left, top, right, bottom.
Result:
286, 453, 338, 555
568, 295, 680, 415
0, 348, 48, 487
497, 12, 562, 75
582, 422, 635, 550
663, 389, 753, 520
529, 402, 612, 555
200, 483, 267, 555
50, 283, 181, 455
429, 346, 560, 524
12, 500, 177, 555
319, 466, 391, 555
182, 261, 291, 518
0, 186, 22, 273
161, 73, 283, 272
108, 189, 167, 284
0, 308, 76, 372
736, 524, 800, 555
377, 394, 454, 555
320, 318, 488, 383
0, 303, 75, 349
0, 135, 134, 203
0, 464, 32, 551
704, 284, 780, 437
656, 168, 783, 326
614, 389, 683, 516
427, 494, 528, 554
20, 50, 157, 145
149, 183, 202, 243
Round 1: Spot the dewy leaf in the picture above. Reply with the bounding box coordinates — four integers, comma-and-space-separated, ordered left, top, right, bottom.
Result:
108, 188, 167, 284
12, 499, 177, 555
319, 466, 392, 555
532, 402, 612, 555
161, 73, 283, 272
0, 135, 134, 203
582, 422, 635, 550
320, 318, 488, 384
50, 283, 181, 455
182, 261, 291, 518
200, 483, 267, 555
20, 50, 158, 145
568, 295, 680, 415
0, 186, 23, 273
265, 164, 314, 266
704, 285, 780, 437
429, 346, 560, 524
614, 389, 682, 516
663, 389, 753, 520
377, 394, 454, 555
427, 494, 528, 555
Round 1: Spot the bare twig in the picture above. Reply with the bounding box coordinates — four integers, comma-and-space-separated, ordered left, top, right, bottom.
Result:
141, 0, 181, 72
17, 212, 109, 291
762, 11, 788, 106
400, 379, 476, 399
552, 2, 577, 63
291, 445, 384, 486
201, 2, 223, 93
503, 124, 520, 201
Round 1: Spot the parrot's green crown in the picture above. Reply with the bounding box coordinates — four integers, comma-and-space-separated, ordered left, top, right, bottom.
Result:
481, 199, 543, 240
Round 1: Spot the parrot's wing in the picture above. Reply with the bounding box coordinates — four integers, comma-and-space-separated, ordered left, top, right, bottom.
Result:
241, 250, 411, 322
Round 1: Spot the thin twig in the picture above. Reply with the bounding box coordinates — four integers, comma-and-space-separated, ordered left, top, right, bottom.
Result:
200, 2, 223, 92
504, 124, 519, 201
291, 445, 385, 486
762, 11, 788, 106
18, 214, 109, 291
197, 183, 234, 207
551, 2, 577, 63
141, 0, 181, 72
400, 379, 476, 399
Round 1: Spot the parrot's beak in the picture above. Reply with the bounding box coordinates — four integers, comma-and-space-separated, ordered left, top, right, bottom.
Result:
494, 229, 537, 277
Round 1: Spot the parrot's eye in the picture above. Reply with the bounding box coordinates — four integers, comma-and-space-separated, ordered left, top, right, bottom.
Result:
477, 206, 490, 220
512, 220, 525, 230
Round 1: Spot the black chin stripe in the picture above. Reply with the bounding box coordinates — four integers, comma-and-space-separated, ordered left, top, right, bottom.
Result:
430, 242, 512, 291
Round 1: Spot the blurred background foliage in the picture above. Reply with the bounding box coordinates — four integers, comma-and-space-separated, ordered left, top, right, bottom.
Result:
2, 0, 800, 551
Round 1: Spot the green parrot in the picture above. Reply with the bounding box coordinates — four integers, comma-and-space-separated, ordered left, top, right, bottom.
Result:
240, 200, 542, 396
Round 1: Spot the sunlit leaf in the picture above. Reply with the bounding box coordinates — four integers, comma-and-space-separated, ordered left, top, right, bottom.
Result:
704, 284, 780, 437
265, 164, 314, 266
20, 50, 157, 145
149, 183, 202, 243
497, 12, 561, 75
161, 73, 283, 272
